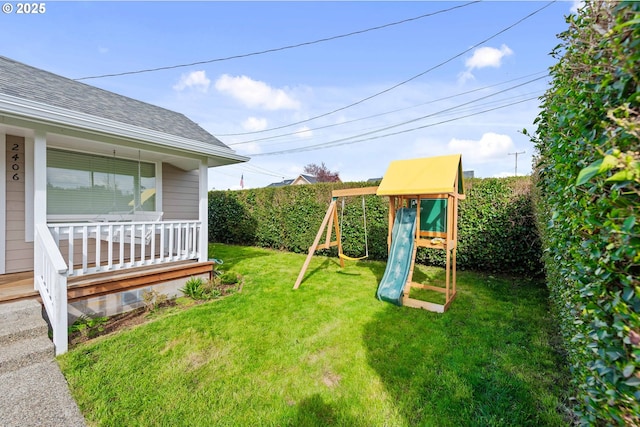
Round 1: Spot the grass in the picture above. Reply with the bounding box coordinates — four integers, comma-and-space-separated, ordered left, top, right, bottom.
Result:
59, 243, 571, 426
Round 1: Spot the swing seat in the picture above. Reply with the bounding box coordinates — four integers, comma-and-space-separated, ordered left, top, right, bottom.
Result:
339, 253, 368, 261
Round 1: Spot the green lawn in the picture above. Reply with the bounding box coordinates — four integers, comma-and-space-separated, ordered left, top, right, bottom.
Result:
59, 244, 571, 426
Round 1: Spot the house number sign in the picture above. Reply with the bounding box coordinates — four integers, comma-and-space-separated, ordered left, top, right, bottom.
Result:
6, 137, 24, 184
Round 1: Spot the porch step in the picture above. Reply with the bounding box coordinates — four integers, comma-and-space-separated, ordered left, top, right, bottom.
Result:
0, 299, 49, 345
67, 260, 215, 301
0, 334, 54, 375
0, 300, 85, 426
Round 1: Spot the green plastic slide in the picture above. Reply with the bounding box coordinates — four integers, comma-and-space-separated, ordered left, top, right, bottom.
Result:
376, 207, 417, 306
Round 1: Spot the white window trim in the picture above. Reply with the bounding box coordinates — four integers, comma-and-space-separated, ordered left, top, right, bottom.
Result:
24, 136, 34, 242
45, 146, 162, 222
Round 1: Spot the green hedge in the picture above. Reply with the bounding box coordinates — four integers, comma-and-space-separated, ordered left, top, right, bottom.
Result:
209, 177, 542, 276
531, 1, 639, 424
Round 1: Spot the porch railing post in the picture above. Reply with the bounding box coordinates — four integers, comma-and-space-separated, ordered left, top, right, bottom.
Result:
199, 160, 209, 262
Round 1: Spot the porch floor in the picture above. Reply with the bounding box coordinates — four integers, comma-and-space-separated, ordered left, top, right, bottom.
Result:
0, 261, 215, 304
0, 271, 35, 302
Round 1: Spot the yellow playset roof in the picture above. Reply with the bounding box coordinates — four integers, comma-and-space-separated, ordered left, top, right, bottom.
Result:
376, 154, 464, 196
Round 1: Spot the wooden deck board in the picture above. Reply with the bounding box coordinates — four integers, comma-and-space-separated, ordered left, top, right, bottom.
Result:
0, 261, 213, 304
0, 272, 37, 302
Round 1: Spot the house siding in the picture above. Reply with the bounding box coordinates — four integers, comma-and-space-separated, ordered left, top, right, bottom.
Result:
5, 135, 33, 273
162, 163, 199, 221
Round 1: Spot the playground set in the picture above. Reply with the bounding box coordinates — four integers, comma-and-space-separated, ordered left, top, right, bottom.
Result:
293, 154, 465, 313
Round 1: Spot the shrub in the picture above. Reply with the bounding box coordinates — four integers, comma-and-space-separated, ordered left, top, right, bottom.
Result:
220, 271, 240, 285
180, 274, 241, 300
208, 178, 541, 276
417, 177, 542, 276
531, 1, 640, 423
141, 289, 168, 312
69, 315, 109, 338
180, 276, 206, 300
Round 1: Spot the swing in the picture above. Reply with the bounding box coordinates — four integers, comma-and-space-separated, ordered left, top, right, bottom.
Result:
338, 196, 369, 261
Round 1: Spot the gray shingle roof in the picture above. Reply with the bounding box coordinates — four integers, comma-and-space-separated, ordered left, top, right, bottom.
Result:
299, 174, 318, 184
266, 179, 294, 188
0, 56, 228, 148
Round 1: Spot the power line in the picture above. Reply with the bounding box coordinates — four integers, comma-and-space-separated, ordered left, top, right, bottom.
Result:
219, 0, 556, 137
242, 90, 543, 150
241, 163, 286, 178
244, 93, 540, 154
228, 71, 548, 147
212, 162, 286, 179
253, 96, 540, 157
247, 76, 545, 153
74, 1, 480, 81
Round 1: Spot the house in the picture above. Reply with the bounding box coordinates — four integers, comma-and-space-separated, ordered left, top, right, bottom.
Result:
0, 56, 249, 354
266, 178, 294, 188
267, 174, 328, 187
291, 174, 318, 185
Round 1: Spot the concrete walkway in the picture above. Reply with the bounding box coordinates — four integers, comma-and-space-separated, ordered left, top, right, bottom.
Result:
0, 299, 85, 427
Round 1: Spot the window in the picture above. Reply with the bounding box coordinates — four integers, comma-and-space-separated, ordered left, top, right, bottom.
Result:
47, 148, 156, 215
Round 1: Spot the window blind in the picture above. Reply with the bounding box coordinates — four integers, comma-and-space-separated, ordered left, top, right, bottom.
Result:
47, 148, 156, 215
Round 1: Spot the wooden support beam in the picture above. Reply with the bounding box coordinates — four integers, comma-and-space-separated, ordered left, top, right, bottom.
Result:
409, 282, 447, 293
316, 241, 338, 251
331, 186, 379, 198
333, 202, 344, 269
403, 297, 446, 313
293, 201, 337, 289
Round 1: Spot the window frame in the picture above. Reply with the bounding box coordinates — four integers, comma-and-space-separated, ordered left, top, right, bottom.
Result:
45, 147, 162, 222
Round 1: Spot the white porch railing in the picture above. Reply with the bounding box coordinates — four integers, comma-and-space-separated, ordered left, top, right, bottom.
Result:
34, 223, 69, 355
48, 220, 201, 277
34, 219, 202, 355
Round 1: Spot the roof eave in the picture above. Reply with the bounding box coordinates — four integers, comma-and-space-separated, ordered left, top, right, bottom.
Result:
0, 93, 249, 165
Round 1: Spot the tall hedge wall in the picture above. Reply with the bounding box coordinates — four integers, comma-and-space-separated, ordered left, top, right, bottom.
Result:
532, 1, 639, 424
209, 177, 542, 276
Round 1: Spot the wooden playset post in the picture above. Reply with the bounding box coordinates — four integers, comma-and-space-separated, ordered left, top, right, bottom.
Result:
377, 154, 465, 313
293, 186, 379, 290
294, 154, 465, 314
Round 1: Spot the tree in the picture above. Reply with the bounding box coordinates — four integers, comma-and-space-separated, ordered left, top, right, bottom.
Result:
303, 162, 340, 182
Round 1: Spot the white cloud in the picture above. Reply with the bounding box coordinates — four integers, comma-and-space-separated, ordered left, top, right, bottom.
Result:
98, 47, 109, 54
459, 44, 513, 83
448, 132, 514, 161
295, 126, 313, 139
173, 70, 211, 93
242, 117, 268, 132
466, 44, 513, 70
215, 74, 300, 111
570, 0, 585, 14
457, 70, 475, 84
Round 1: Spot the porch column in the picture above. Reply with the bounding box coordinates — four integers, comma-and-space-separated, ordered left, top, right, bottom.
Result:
198, 159, 209, 262
33, 131, 46, 226
0, 133, 5, 274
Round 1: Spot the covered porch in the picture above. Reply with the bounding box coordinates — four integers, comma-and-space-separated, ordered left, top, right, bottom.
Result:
29, 133, 220, 356
1, 55, 249, 356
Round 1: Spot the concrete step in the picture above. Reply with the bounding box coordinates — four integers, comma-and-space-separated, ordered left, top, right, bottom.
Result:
0, 301, 49, 346
0, 334, 54, 375
0, 301, 84, 426
0, 299, 42, 322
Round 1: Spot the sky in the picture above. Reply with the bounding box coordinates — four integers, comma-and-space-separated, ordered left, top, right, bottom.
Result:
1, 1, 581, 190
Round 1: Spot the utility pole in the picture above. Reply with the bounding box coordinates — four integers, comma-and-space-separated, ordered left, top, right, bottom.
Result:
508, 150, 525, 176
